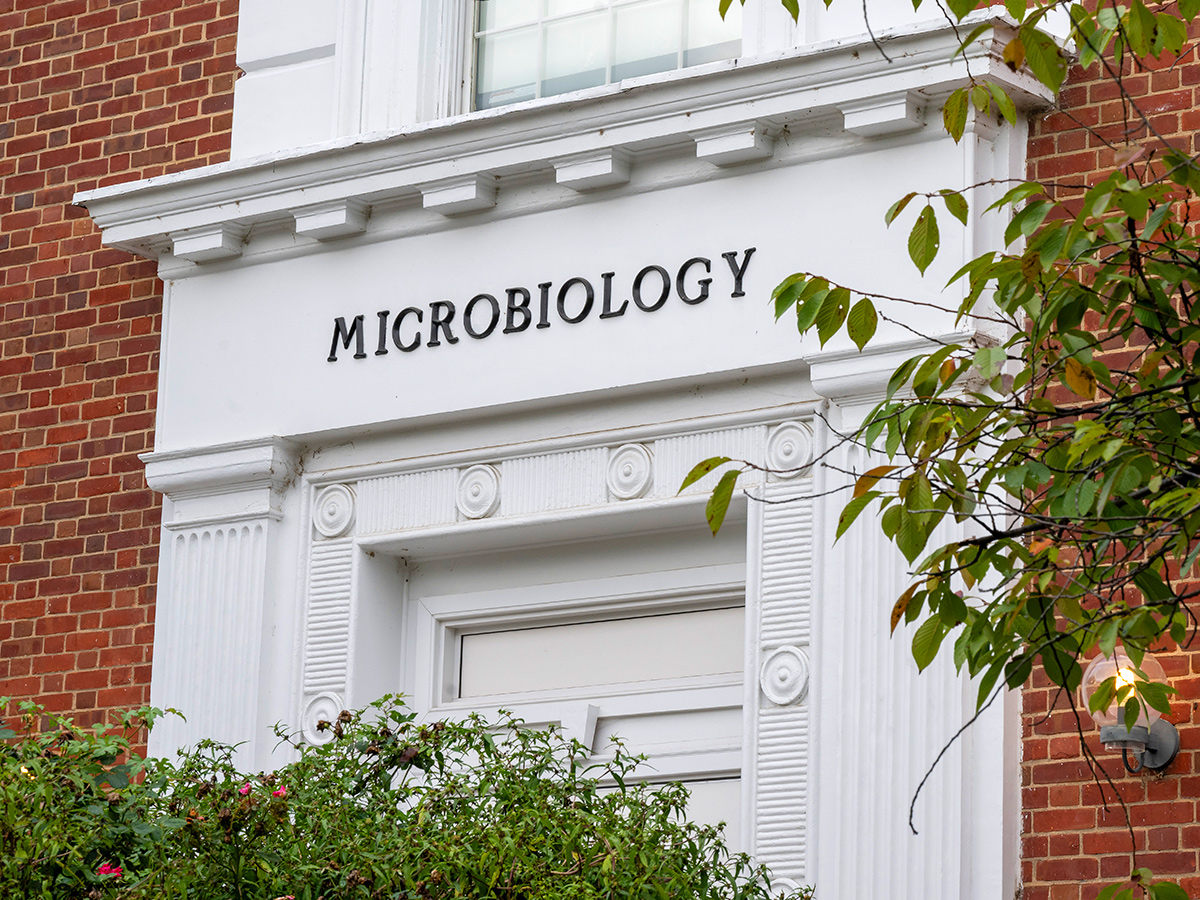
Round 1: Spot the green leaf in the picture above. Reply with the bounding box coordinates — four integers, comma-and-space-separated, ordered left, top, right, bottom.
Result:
908, 205, 941, 274
987, 82, 1017, 125
912, 616, 946, 671
796, 286, 829, 333
886, 192, 918, 225
706, 470, 739, 535
772, 273, 808, 319
719, 0, 734, 17
938, 189, 969, 225
837, 492, 879, 539
1148, 881, 1190, 900
816, 286, 851, 346
977, 658, 1006, 708
780, 0, 800, 20
1123, 697, 1140, 731
679, 456, 732, 492
974, 346, 1007, 380
1004, 0, 1025, 21
846, 298, 878, 350
953, 22, 994, 59
942, 88, 969, 142
895, 509, 928, 561
1022, 27, 1067, 91
946, 0, 977, 21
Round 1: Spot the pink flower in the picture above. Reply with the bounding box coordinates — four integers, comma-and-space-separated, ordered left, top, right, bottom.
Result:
272, 785, 287, 798
239, 782, 251, 795
97, 863, 123, 878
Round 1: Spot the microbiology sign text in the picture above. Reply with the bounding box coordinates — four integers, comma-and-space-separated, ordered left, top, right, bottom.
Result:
326, 248, 756, 362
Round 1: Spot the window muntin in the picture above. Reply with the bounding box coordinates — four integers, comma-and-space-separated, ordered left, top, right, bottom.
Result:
475, 0, 743, 110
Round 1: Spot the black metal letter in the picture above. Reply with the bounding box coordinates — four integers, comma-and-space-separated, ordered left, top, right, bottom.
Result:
505, 287, 532, 333
537, 282, 552, 329
427, 301, 459, 347
375, 310, 390, 355
328, 315, 367, 362
391, 307, 423, 352
676, 257, 712, 305
464, 293, 501, 339
599, 271, 627, 319
721, 247, 756, 298
632, 265, 670, 312
557, 277, 594, 324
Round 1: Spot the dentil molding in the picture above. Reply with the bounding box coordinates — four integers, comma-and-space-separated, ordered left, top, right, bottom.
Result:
75, 17, 1051, 276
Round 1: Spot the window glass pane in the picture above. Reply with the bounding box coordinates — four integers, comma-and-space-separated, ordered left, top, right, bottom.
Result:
476, 27, 539, 109
542, 12, 608, 97
545, 0, 606, 17
613, 0, 681, 82
478, 0, 540, 31
458, 606, 744, 698
684, 0, 741, 66
474, 0, 742, 109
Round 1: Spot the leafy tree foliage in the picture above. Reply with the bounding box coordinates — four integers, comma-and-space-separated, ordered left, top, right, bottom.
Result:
702, 1, 1200, 895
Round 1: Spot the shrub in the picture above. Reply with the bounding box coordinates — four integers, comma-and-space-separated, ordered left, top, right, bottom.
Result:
3, 695, 813, 900
0, 699, 165, 899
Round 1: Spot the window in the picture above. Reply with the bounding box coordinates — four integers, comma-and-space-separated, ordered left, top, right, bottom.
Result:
401, 522, 748, 846
474, 0, 744, 110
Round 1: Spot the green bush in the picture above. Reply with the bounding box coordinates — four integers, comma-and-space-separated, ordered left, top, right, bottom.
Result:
0, 699, 166, 899
2, 695, 813, 900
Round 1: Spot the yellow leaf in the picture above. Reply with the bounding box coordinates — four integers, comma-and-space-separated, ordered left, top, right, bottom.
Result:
891, 583, 918, 634
1063, 357, 1097, 399
940, 358, 956, 383
1002, 37, 1026, 71
854, 465, 898, 499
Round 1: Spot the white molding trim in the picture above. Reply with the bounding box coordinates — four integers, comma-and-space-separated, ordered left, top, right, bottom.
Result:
75, 17, 1050, 272
142, 437, 301, 500
293, 415, 816, 874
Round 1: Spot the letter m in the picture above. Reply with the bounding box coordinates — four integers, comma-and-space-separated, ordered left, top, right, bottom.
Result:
328, 315, 367, 361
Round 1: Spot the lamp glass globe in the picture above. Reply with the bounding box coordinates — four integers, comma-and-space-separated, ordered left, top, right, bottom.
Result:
1078, 648, 1166, 730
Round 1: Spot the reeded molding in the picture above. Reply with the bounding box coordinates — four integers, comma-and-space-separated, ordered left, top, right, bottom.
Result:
74, 17, 1050, 274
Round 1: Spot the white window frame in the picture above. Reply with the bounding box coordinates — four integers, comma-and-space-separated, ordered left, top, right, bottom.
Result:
470, 0, 748, 111
407, 561, 747, 782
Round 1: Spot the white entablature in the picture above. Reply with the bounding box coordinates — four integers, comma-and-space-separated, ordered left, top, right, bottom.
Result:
79, 6, 1040, 897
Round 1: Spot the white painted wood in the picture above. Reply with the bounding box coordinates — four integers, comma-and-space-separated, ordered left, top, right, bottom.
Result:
459, 606, 744, 698
839, 91, 925, 136
553, 150, 632, 191
693, 122, 774, 166
171, 224, 245, 262
97, 3, 1036, 891
76, 19, 1050, 266
421, 173, 498, 215
293, 200, 368, 240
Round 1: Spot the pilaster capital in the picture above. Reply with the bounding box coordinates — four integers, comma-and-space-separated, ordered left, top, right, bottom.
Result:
141, 437, 301, 525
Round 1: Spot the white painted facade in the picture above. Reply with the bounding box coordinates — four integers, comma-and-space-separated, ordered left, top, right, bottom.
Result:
77, 2, 1049, 896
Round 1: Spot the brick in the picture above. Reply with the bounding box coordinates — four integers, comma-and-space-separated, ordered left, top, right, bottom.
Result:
0, 0, 235, 733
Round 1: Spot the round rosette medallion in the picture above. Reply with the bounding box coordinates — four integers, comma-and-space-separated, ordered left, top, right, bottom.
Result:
759, 645, 811, 706
457, 464, 501, 519
607, 443, 654, 500
313, 484, 356, 538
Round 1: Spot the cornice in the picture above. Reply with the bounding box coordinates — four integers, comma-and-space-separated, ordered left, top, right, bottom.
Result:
142, 437, 301, 500
75, 16, 1051, 276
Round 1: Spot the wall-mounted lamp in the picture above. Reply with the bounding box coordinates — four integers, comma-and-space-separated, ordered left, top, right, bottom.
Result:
1079, 649, 1179, 773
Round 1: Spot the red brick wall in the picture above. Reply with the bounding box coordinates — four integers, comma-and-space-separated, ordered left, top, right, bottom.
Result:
0, 0, 239, 728
1022, 50, 1200, 900
3, 2, 1196, 896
